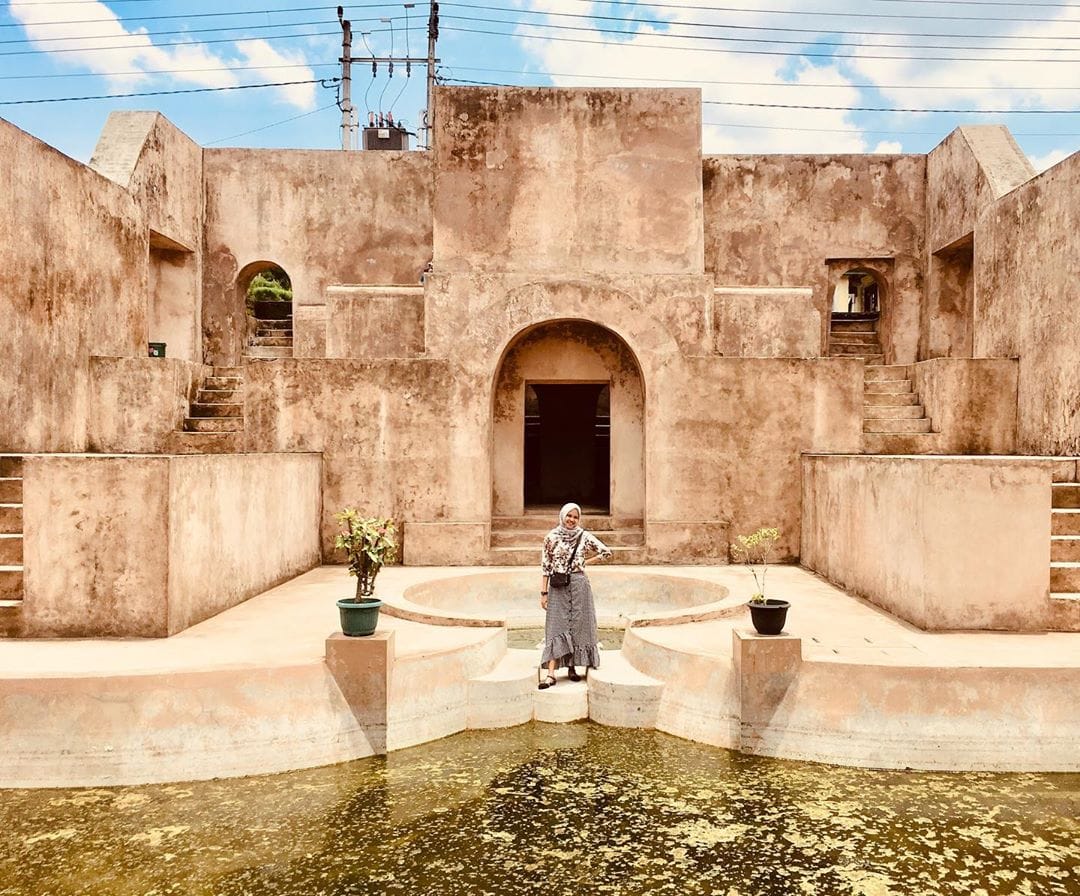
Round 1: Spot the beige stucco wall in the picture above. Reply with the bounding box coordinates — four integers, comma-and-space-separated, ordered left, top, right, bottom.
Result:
0, 117, 147, 453
19, 453, 321, 637
974, 153, 1080, 454
712, 287, 820, 358
802, 455, 1057, 631
432, 87, 704, 276
324, 286, 425, 359
703, 154, 926, 365
202, 148, 433, 364
911, 358, 1017, 454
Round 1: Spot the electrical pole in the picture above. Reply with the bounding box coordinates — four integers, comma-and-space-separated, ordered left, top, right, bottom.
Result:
425, 1, 439, 150
338, 7, 354, 151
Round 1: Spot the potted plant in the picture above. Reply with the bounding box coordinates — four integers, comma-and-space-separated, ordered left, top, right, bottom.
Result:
334, 509, 397, 637
732, 526, 788, 635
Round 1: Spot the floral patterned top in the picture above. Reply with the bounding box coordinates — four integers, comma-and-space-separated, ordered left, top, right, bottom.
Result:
541, 529, 613, 575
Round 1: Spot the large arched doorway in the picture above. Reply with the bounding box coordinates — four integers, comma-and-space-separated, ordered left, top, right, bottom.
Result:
236, 261, 294, 360
491, 320, 645, 520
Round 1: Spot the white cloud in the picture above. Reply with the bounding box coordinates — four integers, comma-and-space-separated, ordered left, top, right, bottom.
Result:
872, 141, 903, 154
1030, 148, 1072, 172
10, 0, 317, 108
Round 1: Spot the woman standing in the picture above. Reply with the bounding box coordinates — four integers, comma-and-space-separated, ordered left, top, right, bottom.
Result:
538, 502, 613, 689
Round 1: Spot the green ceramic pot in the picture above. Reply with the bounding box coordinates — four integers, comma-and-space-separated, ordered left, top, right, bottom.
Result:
336, 598, 382, 637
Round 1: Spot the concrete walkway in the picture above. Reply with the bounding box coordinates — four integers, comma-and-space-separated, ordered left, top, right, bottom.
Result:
0, 564, 1078, 786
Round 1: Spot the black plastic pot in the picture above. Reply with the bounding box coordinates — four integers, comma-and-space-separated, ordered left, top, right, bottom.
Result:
748, 599, 790, 635
336, 598, 382, 637
252, 300, 293, 320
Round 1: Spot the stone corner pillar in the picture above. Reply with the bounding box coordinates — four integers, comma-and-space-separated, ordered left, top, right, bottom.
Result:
732, 628, 802, 755
325, 630, 395, 753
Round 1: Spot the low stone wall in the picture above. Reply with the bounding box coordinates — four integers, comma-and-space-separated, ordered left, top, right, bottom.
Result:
20, 453, 321, 637
912, 357, 1018, 453
801, 454, 1070, 631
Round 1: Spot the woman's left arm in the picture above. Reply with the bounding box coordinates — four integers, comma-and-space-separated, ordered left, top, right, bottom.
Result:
583, 532, 613, 563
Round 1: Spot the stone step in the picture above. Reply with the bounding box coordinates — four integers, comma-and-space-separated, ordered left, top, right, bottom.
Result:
0, 457, 23, 477
245, 346, 292, 360
189, 402, 243, 419
1050, 562, 1080, 593
492, 515, 643, 532
162, 431, 245, 454
0, 566, 23, 601
256, 328, 293, 338
864, 391, 919, 407
1051, 536, 1080, 563
865, 380, 913, 395
859, 354, 885, 365
488, 546, 648, 565
204, 376, 242, 390
830, 340, 883, 354
863, 417, 932, 434
196, 388, 243, 405
213, 366, 245, 376
0, 478, 21, 503
1051, 510, 1080, 536
534, 675, 589, 723
251, 336, 293, 348
864, 365, 912, 382
862, 432, 939, 455
1051, 483, 1080, 509
829, 319, 878, 334
587, 652, 663, 728
183, 417, 244, 433
829, 331, 880, 344
863, 403, 925, 420
0, 534, 23, 565
467, 648, 538, 729
491, 529, 645, 549
0, 504, 22, 534
254, 317, 293, 327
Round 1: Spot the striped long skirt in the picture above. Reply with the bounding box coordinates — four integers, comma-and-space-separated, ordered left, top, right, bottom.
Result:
540, 571, 601, 670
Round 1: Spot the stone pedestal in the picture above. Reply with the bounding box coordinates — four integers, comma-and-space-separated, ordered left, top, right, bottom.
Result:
325, 630, 395, 754
732, 628, 802, 754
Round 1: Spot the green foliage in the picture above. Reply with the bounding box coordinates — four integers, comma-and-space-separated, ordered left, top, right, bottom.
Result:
245, 270, 293, 304
731, 527, 781, 604
334, 509, 397, 600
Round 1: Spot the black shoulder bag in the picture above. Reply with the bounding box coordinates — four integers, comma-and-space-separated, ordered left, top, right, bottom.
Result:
549, 530, 584, 588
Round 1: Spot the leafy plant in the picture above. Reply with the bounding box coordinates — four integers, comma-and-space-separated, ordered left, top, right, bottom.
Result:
246, 270, 293, 305
731, 527, 781, 604
334, 509, 397, 601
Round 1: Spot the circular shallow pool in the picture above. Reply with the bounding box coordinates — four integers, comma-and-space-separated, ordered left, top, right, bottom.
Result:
1, 724, 1076, 896
395, 570, 733, 628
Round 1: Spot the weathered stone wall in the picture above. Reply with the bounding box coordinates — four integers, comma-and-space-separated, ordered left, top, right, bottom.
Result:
911, 358, 1017, 454
802, 455, 1060, 631
433, 87, 704, 276
974, 153, 1080, 454
703, 154, 926, 365
87, 357, 199, 452
202, 149, 433, 364
0, 117, 147, 452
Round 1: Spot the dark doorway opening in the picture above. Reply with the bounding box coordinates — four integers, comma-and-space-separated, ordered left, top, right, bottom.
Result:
524, 383, 610, 511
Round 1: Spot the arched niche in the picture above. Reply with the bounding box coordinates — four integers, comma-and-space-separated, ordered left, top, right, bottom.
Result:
237, 260, 293, 320
491, 319, 645, 520
831, 268, 884, 316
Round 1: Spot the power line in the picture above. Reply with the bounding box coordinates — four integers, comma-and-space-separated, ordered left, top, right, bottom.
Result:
0, 4, 428, 29
702, 120, 1080, 137
871, 0, 1080, 6
438, 77, 1080, 114
0, 18, 337, 46
445, 25, 1080, 64
442, 15, 1080, 57
0, 78, 337, 106
0, 62, 338, 81
204, 100, 338, 145
451, 64, 1080, 92
447, 1, 1080, 43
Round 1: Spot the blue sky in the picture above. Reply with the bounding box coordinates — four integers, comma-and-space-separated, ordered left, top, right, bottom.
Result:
2, 0, 1078, 171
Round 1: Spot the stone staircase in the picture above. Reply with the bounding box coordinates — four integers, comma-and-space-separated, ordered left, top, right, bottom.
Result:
829, 316, 883, 365
489, 514, 647, 564
164, 367, 245, 453
1050, 480, 1080, 601
0, 456, 24, 636
467, 647, 663, 728
863, 365, 934, 453
247, 314, 293, 360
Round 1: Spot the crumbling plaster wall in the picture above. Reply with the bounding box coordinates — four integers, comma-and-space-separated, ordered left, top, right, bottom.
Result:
432, 86, 704, 276
0, 117, 147, 452
975, 153, 1080, 454
703, 154, 926, 365
202, 149, 433, 365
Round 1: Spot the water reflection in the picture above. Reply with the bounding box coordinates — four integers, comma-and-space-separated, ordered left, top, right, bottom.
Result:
1, 724, 1077, 895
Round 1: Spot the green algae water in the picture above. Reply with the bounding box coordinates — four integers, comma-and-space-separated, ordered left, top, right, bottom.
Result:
1, 724, 1077, 896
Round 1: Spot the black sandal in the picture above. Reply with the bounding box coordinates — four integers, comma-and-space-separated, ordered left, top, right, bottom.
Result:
538, 674, 557, 690
567, 668, 581, 682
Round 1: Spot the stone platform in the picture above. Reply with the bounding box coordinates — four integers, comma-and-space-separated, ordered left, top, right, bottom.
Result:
0, 565, 1078, 788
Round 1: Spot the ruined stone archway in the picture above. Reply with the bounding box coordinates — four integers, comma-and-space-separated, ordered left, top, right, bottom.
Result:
491, 319, 645, 520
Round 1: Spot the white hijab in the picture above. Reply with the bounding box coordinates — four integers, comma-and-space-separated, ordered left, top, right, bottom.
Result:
555, 502, 583, 544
